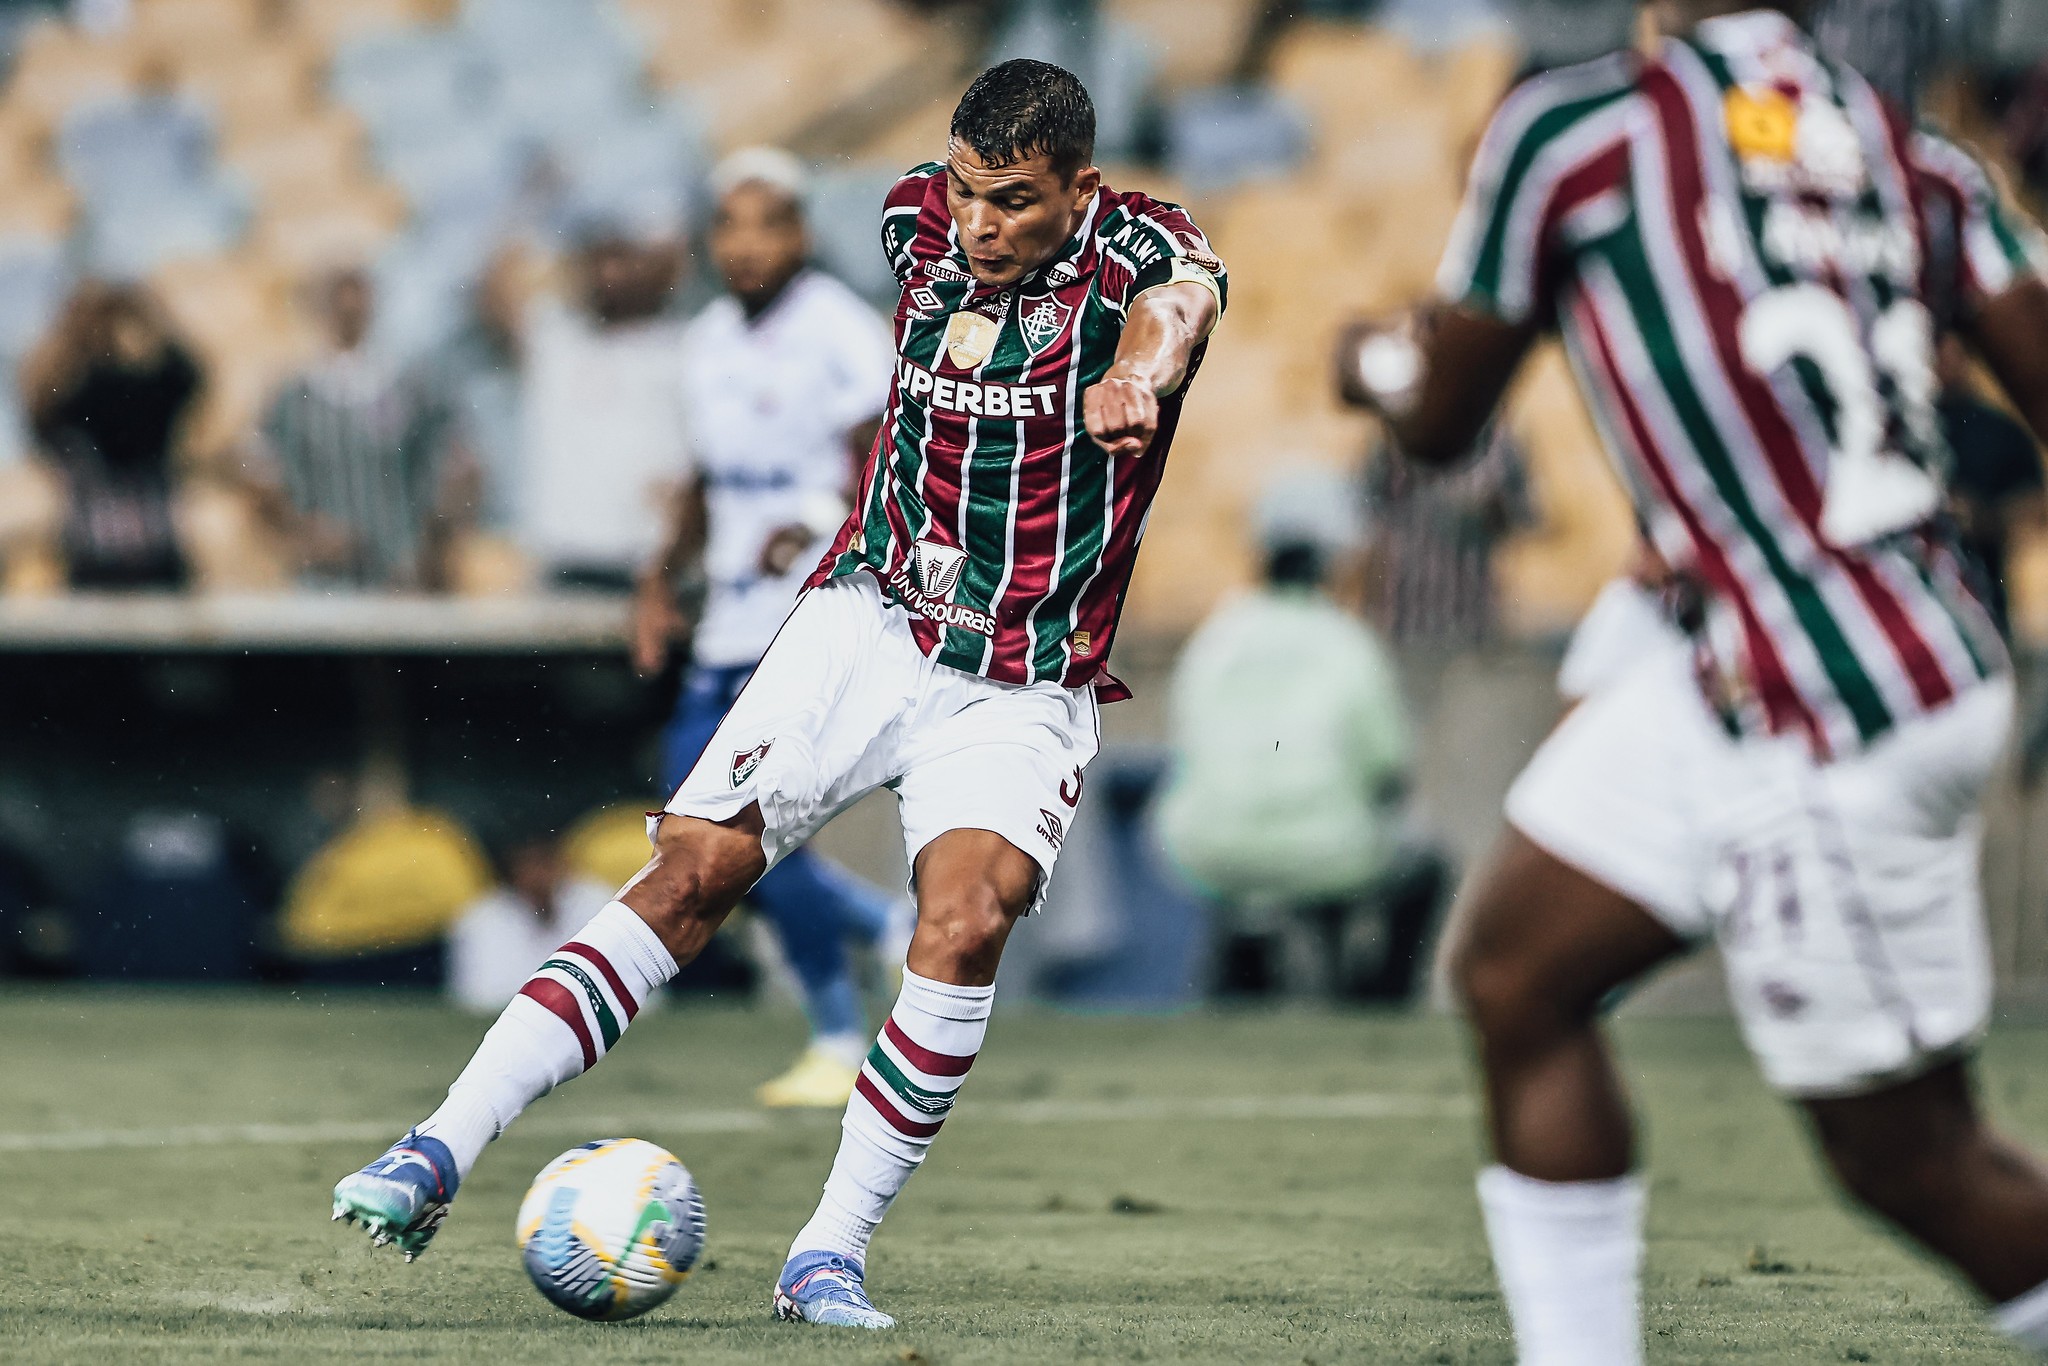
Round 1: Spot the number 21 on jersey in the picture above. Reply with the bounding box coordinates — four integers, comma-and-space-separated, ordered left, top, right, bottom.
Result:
1738, 284, 1943, 547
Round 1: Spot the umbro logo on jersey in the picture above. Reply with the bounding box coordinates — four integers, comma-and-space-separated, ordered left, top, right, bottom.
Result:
910, 286, 942, 314
1035, 808, 1066, 851
731, 739, 773, 789
1019, 294, 1074, 356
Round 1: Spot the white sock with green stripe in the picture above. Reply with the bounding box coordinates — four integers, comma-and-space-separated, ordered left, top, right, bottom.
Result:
416, 902, 676, 1179
787, 967, 993, 1264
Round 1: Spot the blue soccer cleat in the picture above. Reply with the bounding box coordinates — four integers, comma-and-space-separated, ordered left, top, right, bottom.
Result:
330, 1132, 459, 1262
773, 1250, 896, 1329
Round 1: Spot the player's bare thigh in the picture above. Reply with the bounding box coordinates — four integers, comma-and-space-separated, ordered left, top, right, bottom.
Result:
618, 807, 771, 964
1450, 827, 1688, 1039
905, 829, 1042, 987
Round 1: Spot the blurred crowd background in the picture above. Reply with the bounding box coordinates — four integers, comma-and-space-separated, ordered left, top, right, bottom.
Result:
3, 0, 2048, 1011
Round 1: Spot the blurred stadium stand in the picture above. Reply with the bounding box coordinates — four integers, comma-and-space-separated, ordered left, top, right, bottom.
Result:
2, 0, 2048, 1000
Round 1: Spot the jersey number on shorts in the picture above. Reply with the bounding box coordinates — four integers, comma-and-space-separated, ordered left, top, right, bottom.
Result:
1737, 285, 1942, 547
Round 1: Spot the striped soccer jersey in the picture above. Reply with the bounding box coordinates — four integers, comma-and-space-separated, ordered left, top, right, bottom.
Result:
1439, 8, 2045, 757
804, 163, 1227, 700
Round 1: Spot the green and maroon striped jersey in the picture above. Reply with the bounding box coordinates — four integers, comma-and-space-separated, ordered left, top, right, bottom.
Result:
1439, 8, 2045, 756
804, 164, 1227, 699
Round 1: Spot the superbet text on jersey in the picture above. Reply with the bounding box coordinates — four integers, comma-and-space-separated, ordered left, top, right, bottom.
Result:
804, 162, 1227, 702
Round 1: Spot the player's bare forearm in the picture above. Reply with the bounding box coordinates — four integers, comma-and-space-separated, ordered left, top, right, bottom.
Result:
1084, 281, 1219, 459
1966, 275, 2048, 450
1335, 304, 1538, 466
632, 476, 706, 675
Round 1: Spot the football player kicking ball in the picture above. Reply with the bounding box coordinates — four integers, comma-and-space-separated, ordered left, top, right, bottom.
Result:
331, 58, 1224, 1331
1336, 1, 2048, 1360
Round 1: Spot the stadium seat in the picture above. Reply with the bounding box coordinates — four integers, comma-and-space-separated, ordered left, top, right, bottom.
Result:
217, 110, 371, 205
4, 20, 139, 126
1106, 0, 1262, 91
0, 234, 70, 366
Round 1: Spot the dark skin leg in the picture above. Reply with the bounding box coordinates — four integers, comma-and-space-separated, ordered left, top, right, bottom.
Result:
1449, 828, 1687, 1181
616, 807, 770, 963
619, 814, 1041, 988
1806, 1062, 2048, 1303
904, 828, 1042, 986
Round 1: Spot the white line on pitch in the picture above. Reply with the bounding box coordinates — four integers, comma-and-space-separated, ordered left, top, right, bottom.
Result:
0, 1092, 1471, 1153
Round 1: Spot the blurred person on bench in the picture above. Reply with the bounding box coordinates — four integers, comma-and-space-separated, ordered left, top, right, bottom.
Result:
22, 281, 201, 590
446, 830, 612, 1014
242, 267, 464, 591
1154, 468, 1448, 1003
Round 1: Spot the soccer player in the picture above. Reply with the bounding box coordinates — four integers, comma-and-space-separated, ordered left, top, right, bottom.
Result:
1335, 2, 2048, 1360
634, 146, 908, 1109
331, 58, 1225, 1330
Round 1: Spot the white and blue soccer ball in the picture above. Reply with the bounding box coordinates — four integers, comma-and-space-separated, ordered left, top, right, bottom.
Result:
515, 1138, 706, 1321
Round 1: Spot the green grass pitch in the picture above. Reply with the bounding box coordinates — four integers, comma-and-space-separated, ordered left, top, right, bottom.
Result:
2, 989, 2041, 1363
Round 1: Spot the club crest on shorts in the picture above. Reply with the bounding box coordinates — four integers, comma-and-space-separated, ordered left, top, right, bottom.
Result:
730, 739, 772, 789
1035, 808, 1066, 851
912, 538, 969, 602
1018, 294, 1074, 357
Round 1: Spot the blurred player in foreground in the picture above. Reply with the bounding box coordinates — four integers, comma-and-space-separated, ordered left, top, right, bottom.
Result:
634, 146, 908, 1108
1338, 1, 2048, 1360
333, 59, 1224, 1330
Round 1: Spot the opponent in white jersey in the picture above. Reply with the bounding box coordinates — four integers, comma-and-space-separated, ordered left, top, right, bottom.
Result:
638, 148, 905, 1109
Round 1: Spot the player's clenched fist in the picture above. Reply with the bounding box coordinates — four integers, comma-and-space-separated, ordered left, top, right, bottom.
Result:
1083, 370, 1159, 458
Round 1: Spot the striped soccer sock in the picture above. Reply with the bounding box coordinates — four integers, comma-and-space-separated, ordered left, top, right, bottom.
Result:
416, 902, 676, 1179
788, 967, 993, 1263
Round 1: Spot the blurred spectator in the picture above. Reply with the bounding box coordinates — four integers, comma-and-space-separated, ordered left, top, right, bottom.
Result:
1937, 335, 2044, 643
516, 226, 691, 591
1813, 0, 1943, 112
21, 281, 200, 589
243, 268, 464, 591
445, 832, 610, 1013
1154, 472, 1446, 1002
433, 250, 527, 535
1361, 426, 1534, 685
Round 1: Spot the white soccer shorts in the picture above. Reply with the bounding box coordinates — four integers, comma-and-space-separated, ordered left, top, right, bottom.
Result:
660, 572, 1099, 910
1506, 647, 2009, 1098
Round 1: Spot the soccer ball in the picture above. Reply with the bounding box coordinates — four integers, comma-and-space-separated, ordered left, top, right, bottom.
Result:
515, 1138, 706, 1321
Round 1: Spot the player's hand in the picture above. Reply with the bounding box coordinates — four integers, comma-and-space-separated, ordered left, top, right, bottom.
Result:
1334, 315, 1424, 416
1084, 369, 1159, 459
631, 581, 685, 676
756, 523, 814, 578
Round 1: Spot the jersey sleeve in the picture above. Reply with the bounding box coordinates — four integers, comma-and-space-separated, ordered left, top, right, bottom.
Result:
880, 163, 944, 283
1436, 58, 1634, 327
1111, 197, 1228, 316
1910, 131, 2048, 311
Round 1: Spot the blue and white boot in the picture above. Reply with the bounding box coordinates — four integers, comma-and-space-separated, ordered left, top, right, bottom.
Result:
773, 1250, 896, 1329
330, 1132, 460, 1262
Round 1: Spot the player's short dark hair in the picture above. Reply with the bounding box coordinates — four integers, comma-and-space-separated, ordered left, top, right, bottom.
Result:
949, 59, 1095, 181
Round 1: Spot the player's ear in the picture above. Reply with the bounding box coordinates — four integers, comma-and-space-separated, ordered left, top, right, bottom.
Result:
1071, 164, 1100, 207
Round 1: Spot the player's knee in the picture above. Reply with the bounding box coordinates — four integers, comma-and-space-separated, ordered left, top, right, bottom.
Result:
626, 817, 759, 951
1450, 926, 1575, 1040
913, 880, 1020, 979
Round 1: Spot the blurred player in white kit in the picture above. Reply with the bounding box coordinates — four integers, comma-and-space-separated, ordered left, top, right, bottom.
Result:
634, 147, 908, 1108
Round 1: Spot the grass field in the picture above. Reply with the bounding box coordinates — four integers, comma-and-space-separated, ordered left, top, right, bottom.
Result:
2, 989, 2042, 1364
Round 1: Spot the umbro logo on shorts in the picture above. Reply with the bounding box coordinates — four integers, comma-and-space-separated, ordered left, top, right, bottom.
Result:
731, 739, 773, 789
1035, 808, 1066, 851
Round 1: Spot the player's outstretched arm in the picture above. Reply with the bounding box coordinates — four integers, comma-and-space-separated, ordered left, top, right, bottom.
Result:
1084, 280, 1220, 459
1964, 275, 2048, 448
1334, 304, 1538, 467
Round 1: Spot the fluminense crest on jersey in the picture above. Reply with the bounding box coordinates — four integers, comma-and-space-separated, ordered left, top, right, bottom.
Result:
807, 161, 1228, 700
1019, 294, 1074, 356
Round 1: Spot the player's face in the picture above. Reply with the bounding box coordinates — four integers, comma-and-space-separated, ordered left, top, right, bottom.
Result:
945, 139, 1099, 288
710, 183, 807, 310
